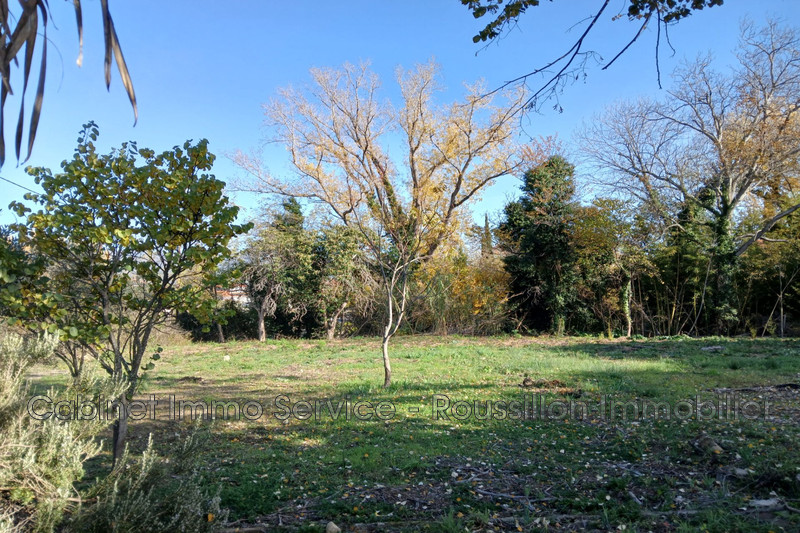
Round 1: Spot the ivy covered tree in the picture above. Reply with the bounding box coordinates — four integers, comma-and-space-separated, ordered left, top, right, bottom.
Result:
499, 156, 578, 334
7, 123, 249, 464
312, 225, 376, 340
239, 198, 315, 341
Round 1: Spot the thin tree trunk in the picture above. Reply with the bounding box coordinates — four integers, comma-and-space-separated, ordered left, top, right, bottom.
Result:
382, 294, 394, 388
761, 267, 798, 337
780, 295, 785, 338
112, 393, 129, 466
216, 322, 226, 343
381, 334, 392, 388
779, 271, 785, 338
621, 272, 632, 338
326, 302, 347, 340
325, 314, 334, 340
257, 310, 266, 342
381, 273, 397, 388
689, 258, 712, 337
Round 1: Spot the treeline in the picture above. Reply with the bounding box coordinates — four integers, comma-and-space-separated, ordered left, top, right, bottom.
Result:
500, 155, 799, 337
179, 197, 513, 342
187, 151, 798, 342
191, 21, 800, 341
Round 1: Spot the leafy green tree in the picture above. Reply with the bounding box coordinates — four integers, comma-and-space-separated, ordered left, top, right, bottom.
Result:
240, 198, 315, 341
499, 156, 577, 334
7, 123, 248, 464
312, 225, 376, 340
571, 198, 653, 337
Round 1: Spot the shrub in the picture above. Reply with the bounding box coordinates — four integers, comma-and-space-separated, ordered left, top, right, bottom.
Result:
177, 301, 259, 342
0, 332, 115, 533
68, 432, 226, 533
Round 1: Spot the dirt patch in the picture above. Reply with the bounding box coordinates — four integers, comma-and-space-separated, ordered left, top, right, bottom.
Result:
177, 376, 205, 383
272, 364, 328, 384
515, 378, 582, 397
322, 357, 362, 366
520, 378, 565, 388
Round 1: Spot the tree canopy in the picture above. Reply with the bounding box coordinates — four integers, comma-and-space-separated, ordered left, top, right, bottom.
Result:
582, 21, 800, 333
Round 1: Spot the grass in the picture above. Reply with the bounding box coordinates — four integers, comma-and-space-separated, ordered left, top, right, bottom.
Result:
30, 335, 800, 531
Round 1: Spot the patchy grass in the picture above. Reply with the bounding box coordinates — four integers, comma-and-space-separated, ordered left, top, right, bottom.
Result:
30, 335, 800, 531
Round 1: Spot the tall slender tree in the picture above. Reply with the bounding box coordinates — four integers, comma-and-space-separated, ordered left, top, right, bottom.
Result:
499, 156, 578, 335
236, 62, 522, 386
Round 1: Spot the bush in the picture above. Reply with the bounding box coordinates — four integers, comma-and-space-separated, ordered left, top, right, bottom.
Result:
176, 301, 259, 342
0, 329, 227, 532
0, 332, 116, 533
67, 432, 226, 533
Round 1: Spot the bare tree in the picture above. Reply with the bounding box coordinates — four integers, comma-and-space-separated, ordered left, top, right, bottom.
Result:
236, 62, 522, 386
582, 21, 800, 333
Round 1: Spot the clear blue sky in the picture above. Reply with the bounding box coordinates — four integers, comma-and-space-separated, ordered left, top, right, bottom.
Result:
1, 0, 798, 225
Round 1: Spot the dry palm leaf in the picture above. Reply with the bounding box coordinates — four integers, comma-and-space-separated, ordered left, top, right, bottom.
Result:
0, 0, 137, 167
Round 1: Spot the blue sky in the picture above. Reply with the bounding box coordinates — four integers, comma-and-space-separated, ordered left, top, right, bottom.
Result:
1, 0, 798, 225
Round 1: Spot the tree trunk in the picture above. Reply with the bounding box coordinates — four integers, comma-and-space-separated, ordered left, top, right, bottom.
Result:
57, 344, 85, 382
216, 321, 226, 343
711, 207, 738, 335
778, 270, 786, 338
326, 316, 335, 340
112, 393, 129, 466
257, 308, 267, 342
381, 335, 392, 388
326, 302, 347, 340
621, 272, 632, 337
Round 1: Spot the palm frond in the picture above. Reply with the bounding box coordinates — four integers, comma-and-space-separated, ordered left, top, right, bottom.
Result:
0, 0, 137, 167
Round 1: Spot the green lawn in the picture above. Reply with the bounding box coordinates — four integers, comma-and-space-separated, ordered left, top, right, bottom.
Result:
34, 335, 800, 532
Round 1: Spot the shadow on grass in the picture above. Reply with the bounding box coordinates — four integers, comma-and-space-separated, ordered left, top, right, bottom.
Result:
38, 335, 800, 531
